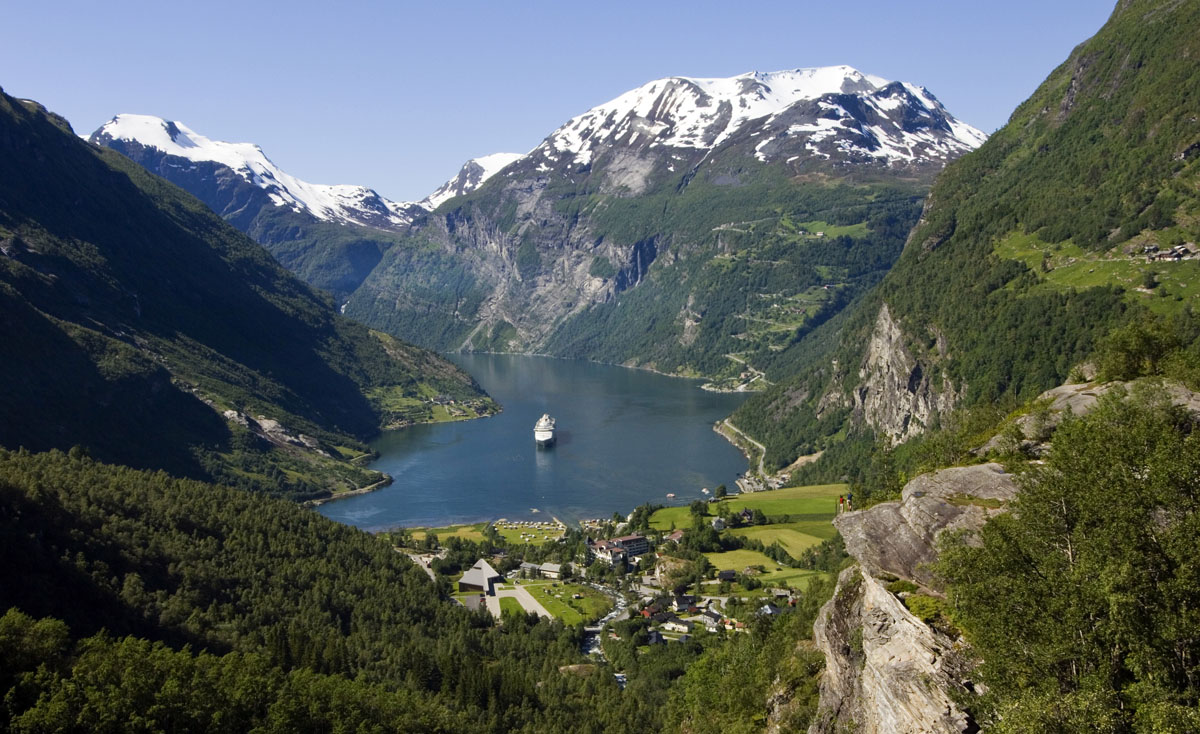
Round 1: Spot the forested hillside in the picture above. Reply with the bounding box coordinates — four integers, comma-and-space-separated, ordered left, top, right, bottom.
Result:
736, 0, 1200, 475
0, 448, 832, 732
0, 88, 493, 499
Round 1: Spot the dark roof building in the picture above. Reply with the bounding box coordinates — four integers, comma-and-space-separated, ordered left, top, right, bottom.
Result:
458, 559, 503, 595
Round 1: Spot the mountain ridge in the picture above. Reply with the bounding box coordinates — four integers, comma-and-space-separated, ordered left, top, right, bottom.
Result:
1, 88, 493, 499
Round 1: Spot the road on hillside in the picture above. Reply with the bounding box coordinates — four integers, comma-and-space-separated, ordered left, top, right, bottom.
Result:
722, 419, 766, 478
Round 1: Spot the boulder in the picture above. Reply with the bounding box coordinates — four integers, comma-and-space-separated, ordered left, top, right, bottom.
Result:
835, 463, 1018, 589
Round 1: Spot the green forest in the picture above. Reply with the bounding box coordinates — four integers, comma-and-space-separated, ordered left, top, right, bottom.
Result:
0, 449, 834, 732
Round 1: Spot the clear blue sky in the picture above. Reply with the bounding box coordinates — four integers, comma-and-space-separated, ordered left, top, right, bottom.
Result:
2, 0, 1114, 202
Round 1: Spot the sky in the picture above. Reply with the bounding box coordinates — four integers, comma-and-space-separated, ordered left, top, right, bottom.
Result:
2, 0, 1115, 203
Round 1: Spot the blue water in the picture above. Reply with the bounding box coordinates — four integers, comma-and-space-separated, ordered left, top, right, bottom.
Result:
316, 354, 749, 530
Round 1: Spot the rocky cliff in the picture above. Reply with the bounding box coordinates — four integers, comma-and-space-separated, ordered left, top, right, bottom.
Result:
850, 303, 962, 443
807, 463, 1018, 733
809, 567, 976, 734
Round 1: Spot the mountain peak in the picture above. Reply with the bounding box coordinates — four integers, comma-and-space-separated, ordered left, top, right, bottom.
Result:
527, 65, 984, 174
422, 152, 524, 209
91, 114, 418, 229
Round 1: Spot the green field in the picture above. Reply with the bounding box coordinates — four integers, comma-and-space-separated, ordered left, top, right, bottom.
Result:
728, 519, 837, 556
499, 597, 525, 616
702, 549, 826, 590
649, 483, 846, 530
523, 582, 611, 625
994, 232, 1200, 316
410, 523, 487, 543
494, 520, 565, 546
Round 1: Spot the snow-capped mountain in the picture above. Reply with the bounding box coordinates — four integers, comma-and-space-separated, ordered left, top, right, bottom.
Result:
510, 65, 984, 182
91, 114, 422, 229
344, 65, 987, 364
423, 153, 524, 209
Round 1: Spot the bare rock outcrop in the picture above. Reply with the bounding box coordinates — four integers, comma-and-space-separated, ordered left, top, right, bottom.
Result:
808, 462, 1017, 733
976, 380, 1200, 455
835, 463, 1018, 588
809, 567, 974, 734
852, 304, 961, 443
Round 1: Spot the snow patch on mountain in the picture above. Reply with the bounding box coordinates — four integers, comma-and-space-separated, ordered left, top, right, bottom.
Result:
422, 152, 524, 209
527, 65, 985, 171
92, 114, 420, 228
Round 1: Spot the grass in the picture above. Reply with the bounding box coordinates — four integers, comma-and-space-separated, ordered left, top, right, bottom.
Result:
702, 549, 827, 590
494, 520, 565, 546
994, 232, 1200, 316
649, 483, 847, 530
409, 522, 487, 543
523, 582, 611, 625
793, 219, 869, 239
728, 520, 836, 556
499, 597, 525, 616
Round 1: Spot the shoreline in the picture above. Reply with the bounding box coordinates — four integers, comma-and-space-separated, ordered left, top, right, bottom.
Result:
305, 475, 393, 507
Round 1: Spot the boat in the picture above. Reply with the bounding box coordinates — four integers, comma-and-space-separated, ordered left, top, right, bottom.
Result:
534, 414, 556, 446
666, 493, 675, 498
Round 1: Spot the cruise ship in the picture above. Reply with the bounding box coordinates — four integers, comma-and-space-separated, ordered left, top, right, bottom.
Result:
534, 414, 556, 446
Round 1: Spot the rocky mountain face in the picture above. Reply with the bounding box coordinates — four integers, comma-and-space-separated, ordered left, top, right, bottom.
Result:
806, 376, 1200, 733
422, 153, 524, 209
808, 463, 1016, 734
90, 116, 515, 298
738, 0, 1200, 468
344, 66, 983, 378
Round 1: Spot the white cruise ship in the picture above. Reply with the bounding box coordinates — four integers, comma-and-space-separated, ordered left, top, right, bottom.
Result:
534, 414, 556, 446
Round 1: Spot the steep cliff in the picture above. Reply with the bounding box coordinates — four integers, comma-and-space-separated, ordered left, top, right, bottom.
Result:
806, 463, 1018, 733
809, 568, 976, 734
850, 303, 961, 443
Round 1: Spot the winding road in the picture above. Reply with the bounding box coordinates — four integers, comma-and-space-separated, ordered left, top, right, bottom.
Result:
722, 419, 766, 478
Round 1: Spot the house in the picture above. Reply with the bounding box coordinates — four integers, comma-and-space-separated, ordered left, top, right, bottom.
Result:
672, 595, 697, 612
665, 529, 685, 544
590, 540, 628, 565
711, 517, 726, 531
519, 561, 542, 578
651, 611, 674, 624
716, 569, 737, 582
739, 508, 753, 523
646, 629, 666, 645
701, 610, 723, 629
662, 617, 693, 634
458, 559, 503, 595
540, 562, 562, 579
758, 603, 782, 617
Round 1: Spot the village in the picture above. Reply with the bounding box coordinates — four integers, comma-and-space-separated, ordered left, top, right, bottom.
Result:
395, 482, 846, 662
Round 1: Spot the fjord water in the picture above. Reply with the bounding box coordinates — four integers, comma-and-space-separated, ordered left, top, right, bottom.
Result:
317, 354, 749, 530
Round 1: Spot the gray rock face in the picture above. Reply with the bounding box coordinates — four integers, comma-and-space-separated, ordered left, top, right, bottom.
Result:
851, 303, 961, 443
836, 463, 1018, 588
809, 567, 974, 734
808, 462, 1018, 733
976, 380, 1200, 455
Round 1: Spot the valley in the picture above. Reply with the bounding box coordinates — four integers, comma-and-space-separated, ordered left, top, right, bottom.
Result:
3, 0, 1200, 732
